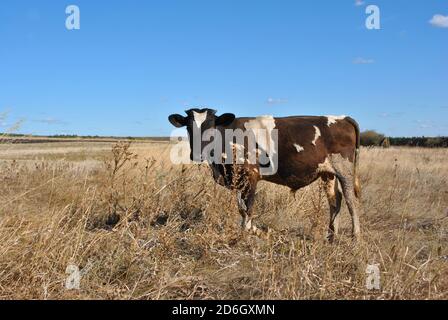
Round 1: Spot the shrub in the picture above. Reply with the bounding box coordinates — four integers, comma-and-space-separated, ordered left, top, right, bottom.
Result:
360, 130, 385, 147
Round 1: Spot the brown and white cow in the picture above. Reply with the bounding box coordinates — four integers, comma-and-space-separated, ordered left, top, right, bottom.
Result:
169, 108, 362, 241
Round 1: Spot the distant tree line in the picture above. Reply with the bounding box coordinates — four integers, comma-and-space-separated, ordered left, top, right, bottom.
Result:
360, 130, 448, 148
2, 131, 446, 148
388, 137, 448, 148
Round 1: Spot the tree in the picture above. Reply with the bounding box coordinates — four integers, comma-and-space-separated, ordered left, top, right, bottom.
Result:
360, 130, 385, 147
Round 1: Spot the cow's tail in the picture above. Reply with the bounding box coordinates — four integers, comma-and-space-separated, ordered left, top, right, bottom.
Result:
345, 117, 361, 199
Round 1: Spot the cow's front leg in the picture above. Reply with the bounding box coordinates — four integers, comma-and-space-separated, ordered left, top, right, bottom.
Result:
236, 187, 267, 238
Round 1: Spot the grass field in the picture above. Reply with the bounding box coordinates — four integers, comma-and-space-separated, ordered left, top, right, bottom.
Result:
0, 141, 447, 299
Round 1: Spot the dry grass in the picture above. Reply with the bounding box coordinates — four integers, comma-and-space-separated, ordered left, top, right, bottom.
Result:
0, 141, 447, 300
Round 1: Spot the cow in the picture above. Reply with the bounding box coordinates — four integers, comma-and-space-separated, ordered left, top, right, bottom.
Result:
168, 108, 363, 242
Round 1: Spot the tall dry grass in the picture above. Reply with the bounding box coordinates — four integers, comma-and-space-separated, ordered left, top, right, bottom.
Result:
0, 142, 447, 300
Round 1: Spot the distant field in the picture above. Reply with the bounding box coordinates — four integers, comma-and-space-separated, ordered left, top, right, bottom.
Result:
0, 135, 170, 144
0, 141, 447, 299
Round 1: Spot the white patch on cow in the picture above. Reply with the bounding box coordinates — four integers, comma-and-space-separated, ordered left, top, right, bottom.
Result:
312, 126, 321, 146
244, 218, 252, 230
193, 110, 208, 128
244, 116, 278, 175
317, 154, 352, 176
326, 115, 347, 127
294, 144, 304, 153
317, 157, 335, 174
244, 115, 276, 155
244, 115, 275, 129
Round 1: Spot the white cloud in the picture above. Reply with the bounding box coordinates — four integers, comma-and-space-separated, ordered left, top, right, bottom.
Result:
266, 98, 288, 105
429, 14, 448, 28
353, 57, 375, 64
415, 120, 436, 129
34, 117, 69, 125
355, 0, 365, 7
379, 112, 405, 118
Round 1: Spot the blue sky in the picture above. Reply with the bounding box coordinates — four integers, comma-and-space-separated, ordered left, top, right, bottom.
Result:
0, 0, 447, 137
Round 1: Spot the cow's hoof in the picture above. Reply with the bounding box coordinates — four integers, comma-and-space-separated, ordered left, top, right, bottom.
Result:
248, 225, 271, 240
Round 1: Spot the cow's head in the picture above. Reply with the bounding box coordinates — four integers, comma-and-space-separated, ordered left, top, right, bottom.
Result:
168, 108, 235, 162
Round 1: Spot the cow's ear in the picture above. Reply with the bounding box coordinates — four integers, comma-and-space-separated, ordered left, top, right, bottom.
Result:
168, 114, 188, 128
216, 113, 235, 126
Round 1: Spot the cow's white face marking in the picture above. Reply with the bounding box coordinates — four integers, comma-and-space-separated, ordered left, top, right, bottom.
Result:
326, 115, 347, 127
294, 144, 304, 153
193, 111, 208, 128
312, 126, 321, 146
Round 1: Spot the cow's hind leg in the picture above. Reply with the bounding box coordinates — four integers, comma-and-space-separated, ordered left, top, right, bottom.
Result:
328, 155, 362, 240
321, 173, 342, 243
